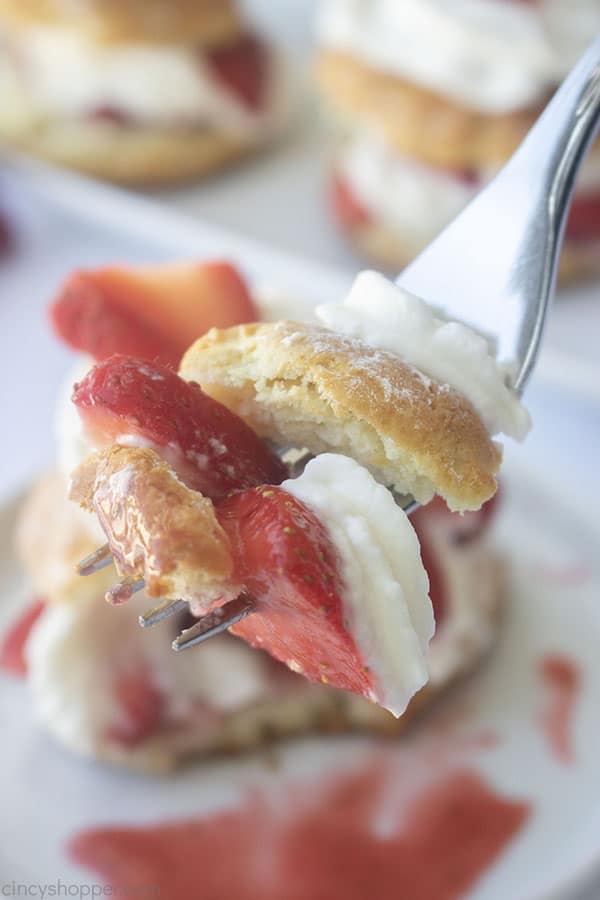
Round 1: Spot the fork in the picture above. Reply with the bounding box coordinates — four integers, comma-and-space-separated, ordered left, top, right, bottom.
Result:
77, 36, 600, 650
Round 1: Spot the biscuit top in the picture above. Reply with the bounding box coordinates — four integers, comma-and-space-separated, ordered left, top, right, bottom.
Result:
316, 270, 531, 440
181, 320, 501, 511
0, 0, 242, 47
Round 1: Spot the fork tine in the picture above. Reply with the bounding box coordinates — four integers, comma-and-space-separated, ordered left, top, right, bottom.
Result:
390, 490, 419, 515
172, 594, 255, 652
77, 543, 113, 576
139, 598, 188, 628
105, 576, 145, 606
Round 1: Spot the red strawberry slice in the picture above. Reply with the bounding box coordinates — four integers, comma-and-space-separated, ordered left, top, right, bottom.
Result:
49, 260, 257, 369
0, 598, 46, 677
411, 493, 500, 627
73, 356, 287, 498
331, 171, 372, 231
566, 192, 600, 241
108, 665, 165, 746
217, 486, 374, 700
88, 105, 133, 126
206, 34, 270, 112
411, 506, 447, 627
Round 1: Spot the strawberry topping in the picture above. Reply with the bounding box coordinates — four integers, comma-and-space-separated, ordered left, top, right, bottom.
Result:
88, 105, 133, 126
218, 486, 374, 700
206, 34, 270, 112
331, 171, 372, 231
108, 664, 166, 746
566, 192, 600, 241
50, 261, 257, 369
73, 356, 287, 498
0, 599, 46, 677
412, 494, 499, 627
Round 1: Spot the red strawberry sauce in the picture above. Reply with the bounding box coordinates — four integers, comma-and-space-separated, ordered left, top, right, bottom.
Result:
538, 654, 581, 764
69, 759, 529, 900
0, 598, 45, 677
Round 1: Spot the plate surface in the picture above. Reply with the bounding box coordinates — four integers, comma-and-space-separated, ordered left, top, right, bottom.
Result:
1, 455, 600, 899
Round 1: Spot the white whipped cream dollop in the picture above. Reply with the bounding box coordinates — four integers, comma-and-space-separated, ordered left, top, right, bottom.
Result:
284, 454, 434, 718
318, 0, 600, 113
13, 26, 276, 134
316, 270, 531, 440
25, 592, 273, 757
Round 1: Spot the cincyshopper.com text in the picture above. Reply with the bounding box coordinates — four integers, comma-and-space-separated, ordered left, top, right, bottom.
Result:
1, 882, 160, 899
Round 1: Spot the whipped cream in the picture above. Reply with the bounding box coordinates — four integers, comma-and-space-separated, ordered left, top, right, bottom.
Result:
25, 592, 272, 756
338, 131, 477, 247
284, 454, 434, 717
318, 0, 600, 113
13, 26, 275, 133
316, 270, 531, 440
338, 130, 600, 249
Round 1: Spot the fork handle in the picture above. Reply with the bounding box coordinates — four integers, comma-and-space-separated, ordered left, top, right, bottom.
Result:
510, 36, 600, 392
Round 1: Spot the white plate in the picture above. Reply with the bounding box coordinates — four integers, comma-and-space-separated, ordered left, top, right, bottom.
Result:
1, 453, 600, 899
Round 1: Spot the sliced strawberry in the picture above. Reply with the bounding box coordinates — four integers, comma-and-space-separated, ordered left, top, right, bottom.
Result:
49, 261, 257, 368
0, 207, 14, 258
88, 105, 133, 126
331, 171, 372, 231
566, 192, 600, 241
206, 34, 270, 112
411, 493, 500, 627
411, 506, 447, 627
0, 598, 46, 677
73, 356, 287, 498
108, 665, 165, 746
217, 486, 374, 699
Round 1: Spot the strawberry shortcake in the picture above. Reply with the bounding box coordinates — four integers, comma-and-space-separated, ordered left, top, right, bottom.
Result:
0, 0, 284, 182
315, 0, 600, 280
6, 259, 512, 770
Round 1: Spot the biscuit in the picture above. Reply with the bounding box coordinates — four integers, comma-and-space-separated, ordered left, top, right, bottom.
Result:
181, 321, 501, 511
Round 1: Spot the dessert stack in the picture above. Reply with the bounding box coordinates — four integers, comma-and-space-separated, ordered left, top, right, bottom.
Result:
2, 260, 505, 771
316, 0, 600, 279
0, 0, 284, 182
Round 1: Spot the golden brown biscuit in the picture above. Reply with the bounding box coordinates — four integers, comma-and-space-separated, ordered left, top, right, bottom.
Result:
0, 0, 242, 47
70, 446, 237, 602
180, 321, 501, 511
316, 50, 541, 170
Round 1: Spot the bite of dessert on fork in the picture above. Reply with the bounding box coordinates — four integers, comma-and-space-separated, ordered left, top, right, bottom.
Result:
9, 258, 510, 769
65, 20, 600, 720
64, 259, 531, 720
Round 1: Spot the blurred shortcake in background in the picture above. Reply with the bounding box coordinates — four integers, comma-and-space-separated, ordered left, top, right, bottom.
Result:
0, 0, 285, 183
315, 0, 600, 280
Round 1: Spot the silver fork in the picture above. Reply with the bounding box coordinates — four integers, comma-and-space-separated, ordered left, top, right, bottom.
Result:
77, 37, 600, 650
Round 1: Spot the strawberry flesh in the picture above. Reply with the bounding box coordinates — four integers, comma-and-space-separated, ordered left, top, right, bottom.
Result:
206, 34, 270, 112
218, 486, 374, 699
566, 192, 600, 241
73, 356, 287, 498
411, 494, 500, 627
50, 261, 257, 368
0, 598, 46, 677
108, 665, 165, 746
331, 171, 372, 231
